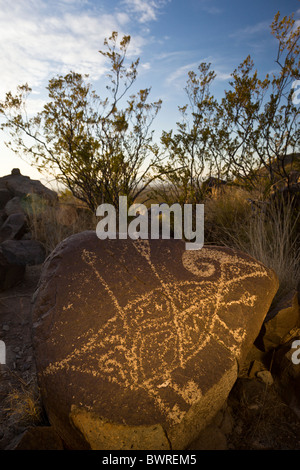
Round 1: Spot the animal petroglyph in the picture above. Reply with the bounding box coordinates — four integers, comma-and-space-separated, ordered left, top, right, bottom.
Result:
41, 239, 272, 426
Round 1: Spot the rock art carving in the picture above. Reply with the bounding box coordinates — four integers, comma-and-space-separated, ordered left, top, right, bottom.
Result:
38, 238, 273, 428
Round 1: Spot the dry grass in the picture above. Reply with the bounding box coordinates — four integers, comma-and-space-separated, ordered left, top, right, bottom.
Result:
241, 201, 299, 298
24, 194, 97, 256
204, 186, 254, 246
204, 187, 300, 302
232, 198, 299, 302
4, 384, 42, 427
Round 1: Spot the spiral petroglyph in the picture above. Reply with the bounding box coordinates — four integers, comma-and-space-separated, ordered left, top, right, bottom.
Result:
32, 232, 279, 449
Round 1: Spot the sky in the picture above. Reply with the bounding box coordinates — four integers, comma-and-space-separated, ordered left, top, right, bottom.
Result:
0, 0, 299, 188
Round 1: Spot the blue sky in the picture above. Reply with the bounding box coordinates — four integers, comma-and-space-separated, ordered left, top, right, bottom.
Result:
0, 0, 299, 185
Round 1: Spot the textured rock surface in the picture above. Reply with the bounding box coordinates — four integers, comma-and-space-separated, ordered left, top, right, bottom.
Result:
0, 188, 12, 210
0, 169, 58, 290
273, 336, 300, 419
0, 213, 27, 243
0, 259, 25, 291
4, 196, 25, 216
0, 240, 45, 291
262, 290, 300, 351
10, 426, 64, 450
0, 169, 57, 202
32, 231, 279, 450
0, 239, 45, 266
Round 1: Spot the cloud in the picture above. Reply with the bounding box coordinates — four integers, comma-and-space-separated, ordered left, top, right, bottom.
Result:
165, 57, 232, 90
0, 0, 149, 100
141, 61, 151, 70
156, 50, 193, 61
214, 70, 231, 81
165, 62, 199, 87
122, 0, 169, 23
229, 20, 270, 39
200, 2, 222, 14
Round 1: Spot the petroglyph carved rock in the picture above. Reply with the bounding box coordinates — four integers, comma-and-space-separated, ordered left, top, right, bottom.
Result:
32, 231, 279, 449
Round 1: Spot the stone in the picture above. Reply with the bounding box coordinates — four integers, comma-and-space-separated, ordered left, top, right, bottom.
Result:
248, 360, 266, 379
11, 426, 64, 450
32, 232, 278, 450
244, 345, 267, 366
188, 404, 233, 450
256, 370, 274, 386
202, 177, 227, 193
273, 337, 300, 419
188, 423, 227, 450
0, 169, 57, 203
0, 239, 45, 266
0, 210, 7, 225
0, 239, 46, 291
4, 196, 25, 216
0, 262, 25, 291
262, 290, 300, 351
0, 213, 27, 243
0, 188, 12, 210
21, 232, 32, 240
239, 344, 268, 378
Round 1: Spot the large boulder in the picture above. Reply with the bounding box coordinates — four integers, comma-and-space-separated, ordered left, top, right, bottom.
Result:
10, 426, 64, 450
0, 213, 27, 243
0, 188, 12, 210
4, 196, 25, 216
273, 336, 300, 419
32, 232, 278, 450
0, 168, 57, 203
0, 239, 45, 266
0, 239, 46, 291
260, 290, 300, 352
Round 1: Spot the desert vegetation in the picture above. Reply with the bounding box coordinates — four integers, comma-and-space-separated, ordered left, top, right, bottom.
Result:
0, 11, 298, 304
22, 179, 299, 306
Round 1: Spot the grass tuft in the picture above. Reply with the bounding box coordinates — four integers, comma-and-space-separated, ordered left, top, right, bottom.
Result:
4, 385, 42, 427
204, 187, 300, 302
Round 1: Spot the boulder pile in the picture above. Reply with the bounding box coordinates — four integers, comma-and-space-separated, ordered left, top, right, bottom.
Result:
32, 232, 279, 450
0, 169, 57, 290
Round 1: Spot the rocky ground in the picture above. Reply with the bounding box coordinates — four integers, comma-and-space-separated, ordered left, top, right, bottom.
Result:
0, 264, 300, 450
0, 265, 44, 449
